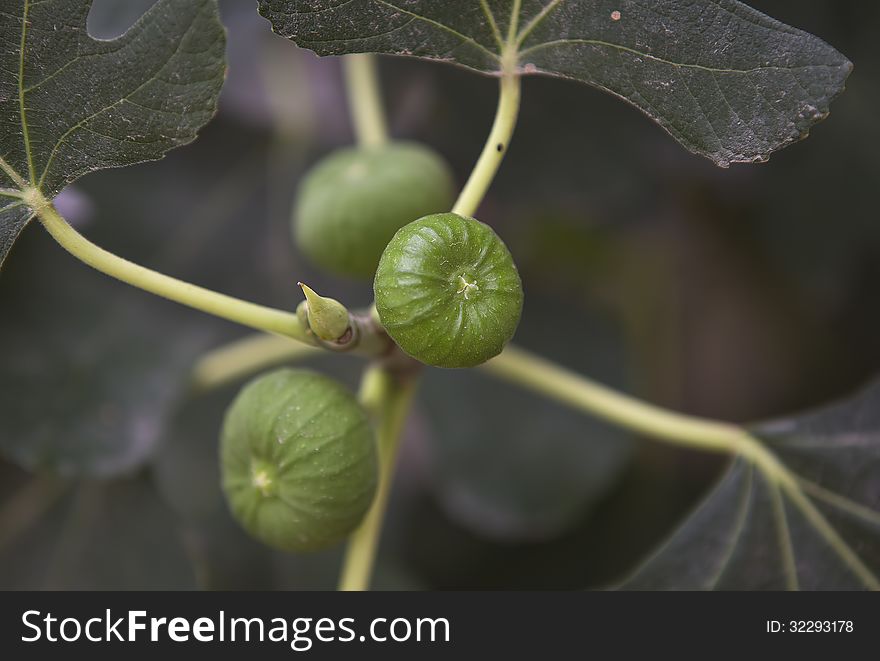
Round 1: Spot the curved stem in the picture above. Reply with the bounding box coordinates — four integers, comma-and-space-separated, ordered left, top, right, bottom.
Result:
452, 65, 521, 218
482, 347, 880, 575
30, 193, 396, 359
481, 344, 756, 455
482, 344, 852, 508
30, 195, 314, 343
190, 333, 765, 459
344, 54, 389, 148
339, 367, 417, 591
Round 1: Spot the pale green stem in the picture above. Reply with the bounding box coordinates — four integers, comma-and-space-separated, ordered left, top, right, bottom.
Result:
335, 45, 523, 592
479, 343, 880, 584
481, 344, 754, 455
452, 66, 521, 218
186, 335, 880, 587
27, 189, 314, 344
191, 333, 322, 391
344, 54, 389, 148
190, 334, 764, 459
480, 343, 819, 491
31, 192, 393, 358
339, 367, 417, 591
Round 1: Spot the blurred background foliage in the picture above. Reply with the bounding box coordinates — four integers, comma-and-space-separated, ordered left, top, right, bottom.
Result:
0, 0, 878, 589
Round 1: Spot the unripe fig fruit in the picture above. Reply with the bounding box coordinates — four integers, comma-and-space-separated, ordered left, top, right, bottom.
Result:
294, 142, 454, 279
374, 213, 523, 368
220, 368, 377, 552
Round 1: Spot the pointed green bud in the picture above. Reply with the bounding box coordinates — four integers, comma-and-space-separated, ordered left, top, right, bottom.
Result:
298, 282, 351, 342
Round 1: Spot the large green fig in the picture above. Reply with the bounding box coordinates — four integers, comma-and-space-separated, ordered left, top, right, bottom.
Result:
294, 142, 454, 279
220, 368, 377, 552
374, 213, 523, 368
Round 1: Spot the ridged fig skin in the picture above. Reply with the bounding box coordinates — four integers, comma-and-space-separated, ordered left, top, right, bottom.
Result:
220, 368, 377, 552
374, 213, 523, 368
294, 142, 454, 279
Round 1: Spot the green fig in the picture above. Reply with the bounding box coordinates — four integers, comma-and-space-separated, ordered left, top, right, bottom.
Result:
374, 213, 523, 368
221, 368, 377, 552
294, 142, 454, 279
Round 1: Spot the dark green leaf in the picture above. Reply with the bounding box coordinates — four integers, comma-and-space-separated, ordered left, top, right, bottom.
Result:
258, 0, 851, 166
0, 476, 196, 589
0, 226, 215, 476
621, 382, 880, 590
86, 0, 160, 39
423, 368, 633, 541
0, 0, 226, 268
423, 296, 633, 541
0, 109, 292, 478
0, 205, 31, 269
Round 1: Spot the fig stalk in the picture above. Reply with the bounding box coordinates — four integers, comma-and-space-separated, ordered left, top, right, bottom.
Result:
339, 366, 417, 591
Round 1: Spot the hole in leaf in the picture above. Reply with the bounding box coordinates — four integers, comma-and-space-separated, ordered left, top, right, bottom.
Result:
87, 0, 158, 40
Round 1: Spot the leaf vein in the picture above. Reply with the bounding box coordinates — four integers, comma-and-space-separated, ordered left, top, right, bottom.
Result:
35, 3, 203, 189
781, 477, 880, 589
19, 0, 35, 183
515, 0, 564, 48
518, 37, 846, 76
0, 199, 25, 212
479, 0, 504, 51
769, 479, 799, 590
706, 462, 754, 590
0, 155, 26, 189
797, 478, 880, 529
371, 0, 500, 62
675, 68, 724, 154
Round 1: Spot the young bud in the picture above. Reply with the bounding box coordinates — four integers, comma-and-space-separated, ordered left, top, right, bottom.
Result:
298, 282, 351, 342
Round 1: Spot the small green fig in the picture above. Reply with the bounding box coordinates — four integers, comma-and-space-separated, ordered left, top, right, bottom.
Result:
374, 213, 523, 368
220, 368, 377, 552
294, 142, 454, 279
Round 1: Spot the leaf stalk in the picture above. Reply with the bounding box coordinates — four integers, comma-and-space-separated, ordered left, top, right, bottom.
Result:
343, 54, 389, 148
27, 188, 390, 356
451, 63, 521, 218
